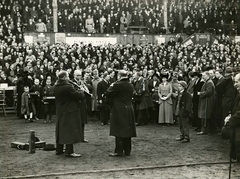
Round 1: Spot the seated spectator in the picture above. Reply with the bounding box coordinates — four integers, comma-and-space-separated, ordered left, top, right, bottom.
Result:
26, 19, 36, 32
46, 19, 53, 32
120, 13, 128, 34
35, 19, 47, 32
85, 15, 95, 33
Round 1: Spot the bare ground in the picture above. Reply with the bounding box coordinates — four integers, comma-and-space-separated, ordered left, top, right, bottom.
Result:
0, 114, 240, 179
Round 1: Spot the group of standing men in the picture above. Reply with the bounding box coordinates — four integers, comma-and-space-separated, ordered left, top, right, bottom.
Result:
54, 69, 136, 157
53, 67, 240, 161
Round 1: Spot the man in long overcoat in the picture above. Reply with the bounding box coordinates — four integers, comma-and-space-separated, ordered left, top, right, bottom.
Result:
97, 72, 110, 125
216, 67, 238, 127
54, 70, 85, 157
229, 73, 240, 162
72, 70, 89, 143
105, 70, 136, 157
132, 71, 153, 126
197, 71, 215, 135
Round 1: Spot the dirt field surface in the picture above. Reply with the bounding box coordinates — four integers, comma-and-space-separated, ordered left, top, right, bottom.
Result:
1, 114, 240, 179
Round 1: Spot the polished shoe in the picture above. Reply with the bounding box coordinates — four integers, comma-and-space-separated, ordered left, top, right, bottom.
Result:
101, 123, 104, 126
48, 120, 52, 123
35, 117, 39, 121
181, 138, 190, 143
82, 139, 89, 143
175, 137, 184, 141
65, 153, 81, 158
197, 131, 205, 135
43, 120, 47, 124
109, 153, 123, 157
135, 123, 143, 126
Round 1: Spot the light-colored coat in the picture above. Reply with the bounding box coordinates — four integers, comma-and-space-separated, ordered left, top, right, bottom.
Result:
158, 82, 174, 124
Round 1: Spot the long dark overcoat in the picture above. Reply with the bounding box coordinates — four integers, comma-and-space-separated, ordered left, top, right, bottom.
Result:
133, 77, 153, 110
54, 79, 85, 144
198, 79, 215, 119
216, 76, 238, 112
105, 78, 137, 138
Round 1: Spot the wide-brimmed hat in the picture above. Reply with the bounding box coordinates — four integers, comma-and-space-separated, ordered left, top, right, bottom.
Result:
178, 81, 188, 89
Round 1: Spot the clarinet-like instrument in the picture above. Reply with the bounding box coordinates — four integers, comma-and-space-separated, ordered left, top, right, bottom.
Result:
69, 80, 92, 96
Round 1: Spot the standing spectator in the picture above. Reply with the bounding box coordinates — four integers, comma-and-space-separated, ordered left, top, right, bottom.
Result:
175, 81, 192, 143
228, 73, 240, 162
197, 71, 215, 135
158, 73, 174, 124
214, 69, 224, 131
106, 70, 136, 157
149, 73, 161, 123
216, 67, 238, 128
16, 71, 32, 118
192, 72, 204, 131
91, 69, 101, 120
30, 78, 42, 120
54, 70, 84, 158
97, 72, 110, 125
42, 77, 55, 124
21, 86, 35, 123
133, 71, 153, 126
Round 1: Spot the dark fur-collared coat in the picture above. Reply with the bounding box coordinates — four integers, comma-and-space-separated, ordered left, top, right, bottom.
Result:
105, 78, 136, 138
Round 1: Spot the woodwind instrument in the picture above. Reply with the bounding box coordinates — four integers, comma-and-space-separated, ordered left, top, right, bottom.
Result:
69, 80, 92, 96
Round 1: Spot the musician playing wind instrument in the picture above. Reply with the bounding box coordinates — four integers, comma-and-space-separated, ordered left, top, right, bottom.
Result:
72, 70, 89, 143
54, 70, 85, 157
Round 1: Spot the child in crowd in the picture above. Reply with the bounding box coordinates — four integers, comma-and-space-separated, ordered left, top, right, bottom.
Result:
42, 78, 55, 123
175, 81, 192, 143
21, 86, 36, 123
30, 78, 42, 120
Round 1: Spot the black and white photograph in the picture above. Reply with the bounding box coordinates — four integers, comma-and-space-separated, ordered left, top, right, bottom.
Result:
1, 0, 240, 178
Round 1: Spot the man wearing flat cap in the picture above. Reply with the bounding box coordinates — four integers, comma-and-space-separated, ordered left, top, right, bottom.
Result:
175, 81, 192, 143
105, 70, 136, 157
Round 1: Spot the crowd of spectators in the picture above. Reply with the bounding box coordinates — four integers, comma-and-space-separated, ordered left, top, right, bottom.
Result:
0, 0, 53, 45
0, 35, 240, 88
1, 0, 239, 37
56, 0, 240, 35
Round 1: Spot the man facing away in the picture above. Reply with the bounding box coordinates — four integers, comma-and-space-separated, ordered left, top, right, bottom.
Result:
54, 70, 85, 157
105, 70, 137, 157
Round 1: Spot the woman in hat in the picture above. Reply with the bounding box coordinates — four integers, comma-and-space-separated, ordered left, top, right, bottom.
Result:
158, 73, 174, 124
